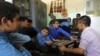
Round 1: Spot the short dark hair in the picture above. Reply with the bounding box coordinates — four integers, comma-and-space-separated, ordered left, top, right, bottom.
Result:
0, 2, 19, 24
19, 16, 29, 21
49, 19, 59, 25
79, 15, 91, 26
76, 13, 81, 17
27, 19, 32, 23
41, 27, 49, 31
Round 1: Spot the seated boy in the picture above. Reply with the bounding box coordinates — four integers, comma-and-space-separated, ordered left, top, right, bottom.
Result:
36, 27, 52, 53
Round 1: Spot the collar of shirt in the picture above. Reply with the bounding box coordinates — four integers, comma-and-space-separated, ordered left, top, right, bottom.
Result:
82, 27, 90, 34
49, 26, 59, 30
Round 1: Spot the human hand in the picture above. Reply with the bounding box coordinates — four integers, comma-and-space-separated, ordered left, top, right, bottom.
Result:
70, 36, 79, 43
46, 41, 53, 45
53, 39, 61, 42
58, 44, 67, 52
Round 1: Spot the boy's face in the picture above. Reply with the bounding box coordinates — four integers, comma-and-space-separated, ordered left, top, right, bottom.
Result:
6, 14, 20, 32
41, 29, 48, 36
77, 22, 83, 31
52, 21, 59, 28
27, 22, 32, 28
21, 20, 30, 28
76, 15, 80, 19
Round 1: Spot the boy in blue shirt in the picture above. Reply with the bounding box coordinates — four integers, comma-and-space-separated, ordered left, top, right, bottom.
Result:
0, 2, 26, 56
36, 27, 52, 53
49, 19, 76, 41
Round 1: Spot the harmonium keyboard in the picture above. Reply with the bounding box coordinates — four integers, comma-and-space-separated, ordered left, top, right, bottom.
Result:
52, 40, 74, 48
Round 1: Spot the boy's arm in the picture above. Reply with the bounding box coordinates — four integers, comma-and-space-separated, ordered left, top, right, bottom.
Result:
59, 44, 84, 54
45, 36, 53, 45
59, 28, 71, 38
36, 34, 45, 46
59, 28, 78, 41
48, 35, 54, 41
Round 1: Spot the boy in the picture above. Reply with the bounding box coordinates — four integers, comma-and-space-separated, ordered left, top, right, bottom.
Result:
49, 19, 76, 41
36, 27, 52, 53
18, 16, 30, 34
0, 2, 24, 56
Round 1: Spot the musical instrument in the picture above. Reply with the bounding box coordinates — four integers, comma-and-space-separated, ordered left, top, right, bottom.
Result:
59, 2, 62, 12
57, 2, 59, 12
57, 2, 62, 13
49, 1, 53, 14
61, 0, 68, 17
52, 40, 74, 48
54, 1, 57, 12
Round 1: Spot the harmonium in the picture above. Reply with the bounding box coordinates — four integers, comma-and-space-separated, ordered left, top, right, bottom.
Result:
52, 40, 74, 48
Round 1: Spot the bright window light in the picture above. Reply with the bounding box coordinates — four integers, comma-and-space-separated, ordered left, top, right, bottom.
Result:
5, 0, 13, 3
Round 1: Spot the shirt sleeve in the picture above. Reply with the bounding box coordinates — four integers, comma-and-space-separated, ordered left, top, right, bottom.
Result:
0, 39, 23, 56
48, 34, 54, 41
19, 47, 32, 56
79, 33, 90, 50
79, 38, 89, 50
46, 36, 51, 41
36, 33, 45, 46
59, 28, 71, 38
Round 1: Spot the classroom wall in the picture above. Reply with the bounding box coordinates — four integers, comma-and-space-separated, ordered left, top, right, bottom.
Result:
90, 16, 100, 34
41, 0, 85, 26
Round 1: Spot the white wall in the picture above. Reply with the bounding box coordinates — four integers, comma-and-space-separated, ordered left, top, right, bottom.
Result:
91, 17, 100, 34
45, 0, 85, 19
67, 0, 85, 18
43, 0, 85, 25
